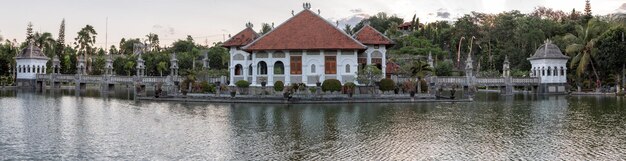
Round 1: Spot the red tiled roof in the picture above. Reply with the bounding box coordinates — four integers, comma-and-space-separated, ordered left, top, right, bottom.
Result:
398, 22, 412, 28
243, 10, 366, 51
222, 27, 259, 47
354, 25, 394, 46
386, 61, 400, 74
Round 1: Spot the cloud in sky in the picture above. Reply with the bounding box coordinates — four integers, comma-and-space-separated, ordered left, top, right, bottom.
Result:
0, 0, 622, 48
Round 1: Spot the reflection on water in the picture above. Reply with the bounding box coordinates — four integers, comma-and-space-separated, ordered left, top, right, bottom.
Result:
0, 89, 625, 160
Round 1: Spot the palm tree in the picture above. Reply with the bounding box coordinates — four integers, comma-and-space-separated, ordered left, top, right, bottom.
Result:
34, 32, 56, 57
124, 61, 135, 76
564, 18, 608, 89
157, 61, 167, 76
410, 60, 434, 93
74, 25, 97, 72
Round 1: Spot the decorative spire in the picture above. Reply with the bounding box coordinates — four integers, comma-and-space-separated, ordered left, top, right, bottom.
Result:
318, 9, 321, 15
303, 2, 311, 10
245, 22, 253, 28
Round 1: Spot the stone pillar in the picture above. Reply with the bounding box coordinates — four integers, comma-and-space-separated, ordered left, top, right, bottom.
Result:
252, 62, 258, 86
268, 64, 274, 85
136, 56, 145, 77
229, 66, 235, 86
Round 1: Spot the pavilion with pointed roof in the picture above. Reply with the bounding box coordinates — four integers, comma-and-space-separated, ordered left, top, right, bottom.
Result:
528, 39, 569, 93
15, 43, 50, 87
225, 3, 394, 86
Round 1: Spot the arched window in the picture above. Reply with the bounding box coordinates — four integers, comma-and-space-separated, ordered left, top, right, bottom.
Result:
561, 67, 564, 76
257, 61, 267, 75
274, 61, 284, 75
17, 66, 21, 73
235, 64, 243, 75
311, 64, 316, 73
542, 67, 545, 76
28, 65, 31, 73
547, 67, 551, 76
346, 64, 351, 73
37, 66, 40, 74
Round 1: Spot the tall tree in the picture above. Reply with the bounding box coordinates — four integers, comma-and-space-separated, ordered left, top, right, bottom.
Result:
259, 23, 272, 35
26, 22, 34, 43
343, 24, 353, 35
145, 33, 160, 52
74, 25, 98, 72
563, 18, 608, 89
56, 19, 65, 59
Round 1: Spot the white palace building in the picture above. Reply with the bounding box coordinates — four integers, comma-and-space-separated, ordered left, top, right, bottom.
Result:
224, 4, 393, 87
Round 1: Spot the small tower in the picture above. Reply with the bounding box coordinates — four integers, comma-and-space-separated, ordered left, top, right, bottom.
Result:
170, 53, 179, 76
502, 55, 510, 77
15, 43, 49, 87
77, 54, 86, 75
105, 54, 113, 75
465, 52, 473, 78
136, 56, 145, 77
52, 55, 61, 74
202, 51, 210, 69
427, 51, 434, 69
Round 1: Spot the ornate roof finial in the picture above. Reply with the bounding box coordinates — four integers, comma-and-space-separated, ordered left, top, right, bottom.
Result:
291, 10, 295, 16
318, 9, 321, 15
245, 22, 253, 28
303, 2, 311, 10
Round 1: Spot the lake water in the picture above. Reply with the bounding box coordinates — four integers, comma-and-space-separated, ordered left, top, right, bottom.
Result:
1, 89, 625, 160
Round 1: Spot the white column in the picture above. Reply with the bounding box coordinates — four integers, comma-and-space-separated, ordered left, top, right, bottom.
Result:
381, 47, 386, 77
302, 50, 308, 84
252, 65, 257, 85
336, 50, 342, 83
320, 50, 325, 83
268, 64, 274, 85
229, 65, 235, 86
285, 51, 291, 85
366, 48, 372, 65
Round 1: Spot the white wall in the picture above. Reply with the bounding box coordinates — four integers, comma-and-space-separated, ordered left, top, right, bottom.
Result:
16, 59, 48, 79
530, 59, 568, 83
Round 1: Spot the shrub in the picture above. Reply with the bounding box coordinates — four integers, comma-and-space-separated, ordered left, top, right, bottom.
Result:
235, 80, 250, 88
435, 60, 453, 76
402, 80, 416, 92
322, 79, 342, 92
420, 79, 428, 93
290, 83, 307, 92
199, 81, 216, 93
379, 78, 395, 92
274, 81, 284, 92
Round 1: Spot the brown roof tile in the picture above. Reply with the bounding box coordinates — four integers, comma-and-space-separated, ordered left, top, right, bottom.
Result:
222, 27, 259, 47
354, 25, 394, 46
243, 10, 366, 51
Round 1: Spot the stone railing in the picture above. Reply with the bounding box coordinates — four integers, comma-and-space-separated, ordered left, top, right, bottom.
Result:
512, 77, 540, 84
476, 78, 505, 84
435, 77, 466, 84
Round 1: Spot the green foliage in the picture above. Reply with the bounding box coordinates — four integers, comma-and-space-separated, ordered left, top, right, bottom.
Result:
343, 82, 356, 94
402, 81, 416, 92
435, 60, 453, 76
200, 81, 216, 93
274, 81, 284, 92
89, 54, 106, 75
419, 79, 428, 93
595, 26, 626, 82
356, 65, 383, 86
235, 80, 250, 88
353, 12, 404, 34
410, 60, 433, 79
511, 69, 529, 77
321, 79, 342, 92
379, 78, 395, 91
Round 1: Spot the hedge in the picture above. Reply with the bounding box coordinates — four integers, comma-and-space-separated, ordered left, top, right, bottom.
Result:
322, 79, 342, 92
274, 81, 284, 92
379, 78, 395, 92
235, 80, 250, 88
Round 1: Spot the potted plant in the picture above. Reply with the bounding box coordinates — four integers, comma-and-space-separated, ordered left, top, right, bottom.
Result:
235, 80, 250, 95
260, 78, 267, 87
230, 89, 237, 98
314, 75, 321, 87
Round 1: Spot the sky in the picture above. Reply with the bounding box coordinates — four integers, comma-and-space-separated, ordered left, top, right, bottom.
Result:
0, 0, 624, 49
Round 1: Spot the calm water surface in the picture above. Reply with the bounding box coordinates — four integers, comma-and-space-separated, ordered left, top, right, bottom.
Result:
0, 89, 625, 160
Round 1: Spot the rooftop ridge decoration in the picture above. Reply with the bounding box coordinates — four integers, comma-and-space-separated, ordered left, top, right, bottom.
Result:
303, 2, 311, 10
